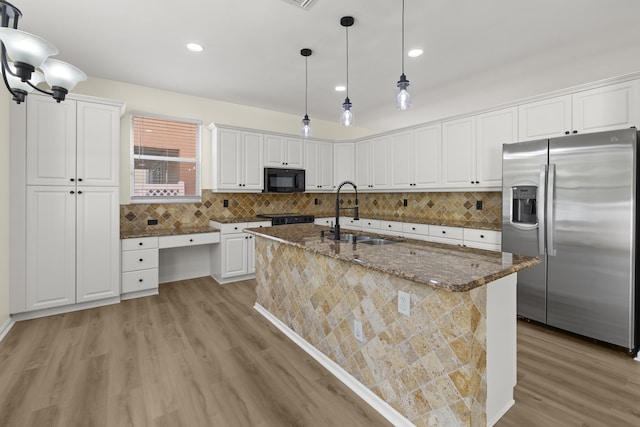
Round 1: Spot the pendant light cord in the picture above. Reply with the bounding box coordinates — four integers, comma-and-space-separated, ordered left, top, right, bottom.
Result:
346, 25, 349, 98
401, 0, 405, 74
305, 55, 308, 115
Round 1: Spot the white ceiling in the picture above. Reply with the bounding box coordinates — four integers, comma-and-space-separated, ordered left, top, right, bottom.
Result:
12, 0, 640, 132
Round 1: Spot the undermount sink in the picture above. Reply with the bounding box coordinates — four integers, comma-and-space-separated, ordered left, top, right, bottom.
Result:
332, 234, 398, 245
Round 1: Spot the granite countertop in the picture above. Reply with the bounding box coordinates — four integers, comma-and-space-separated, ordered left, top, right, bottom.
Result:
245, 223, 539, 292
209, 216, 271, 224
120, 225, 220, 239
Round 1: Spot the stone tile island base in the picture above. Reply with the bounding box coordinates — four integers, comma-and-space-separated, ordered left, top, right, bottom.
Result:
253, 237, 517, 427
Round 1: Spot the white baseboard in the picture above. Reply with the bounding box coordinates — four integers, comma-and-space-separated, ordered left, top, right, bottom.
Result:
121, 288, 159, 301
488, 399, 515, 426
253, 303, 414, 427
635, 355, 640, 362
12, 296, 121, 322
0, 317, 15, 343
211, 273, 256, 285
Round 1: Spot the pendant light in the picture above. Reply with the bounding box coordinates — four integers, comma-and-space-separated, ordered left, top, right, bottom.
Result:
300, 48, 312, 138
0, 1, 86, 104
395, 0, 411, 110
340, 16, 354, 126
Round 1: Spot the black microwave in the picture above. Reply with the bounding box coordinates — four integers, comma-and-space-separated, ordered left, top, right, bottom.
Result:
263, 168, 305, 193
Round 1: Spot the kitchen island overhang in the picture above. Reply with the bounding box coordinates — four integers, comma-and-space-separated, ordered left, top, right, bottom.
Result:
245, 224, 539, 426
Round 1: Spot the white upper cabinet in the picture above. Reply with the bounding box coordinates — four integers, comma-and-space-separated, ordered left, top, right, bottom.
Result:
442, 116, 477, 188
355, 136, 390, 190
264, 134, 304, 168
305, 139, 333, 190
212, 126, 264, 191
390, 125, 441, 189
476, 107, 518, 188
572, 79, 640, 134
519, 79, 640, 141
333, 142, 355, 189
26, 96, 120, 187
518, 95, 572, 141
76, 101, 120, 186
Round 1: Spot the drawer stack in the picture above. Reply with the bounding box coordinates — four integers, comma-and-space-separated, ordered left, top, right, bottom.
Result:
121, 237, 159, 298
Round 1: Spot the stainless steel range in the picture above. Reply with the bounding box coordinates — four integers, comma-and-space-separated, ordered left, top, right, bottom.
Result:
258, 213, 315, 226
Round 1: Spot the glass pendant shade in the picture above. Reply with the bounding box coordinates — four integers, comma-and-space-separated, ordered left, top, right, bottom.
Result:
40, 58, 87, 102
0, 28, 57, 79
341, 97, 353, 126
301, 114, 312, 138
395, 73, 411, 110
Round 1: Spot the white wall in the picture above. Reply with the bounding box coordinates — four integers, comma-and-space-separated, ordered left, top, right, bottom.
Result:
74, 78, 376, 204
0, 92, 10, 328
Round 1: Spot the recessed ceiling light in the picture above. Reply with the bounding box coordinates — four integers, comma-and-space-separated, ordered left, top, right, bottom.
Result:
187, 43, 204, 52
335, 85, 346, 92
408, 48, 423, 58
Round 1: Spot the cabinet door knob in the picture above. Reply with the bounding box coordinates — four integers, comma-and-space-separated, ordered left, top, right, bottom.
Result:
442, 231, 446, 234
565, 131, 570, 135
77, 191, 82, 194
78, 178, 83, 182
70, 191, 75, 194
70, 178, 75, 182
139, 258, 143, 262
388, 224, 392, 228
189, 238, 193, 242
139, 242, 143, 246
572, 130, 578, 134
480, 235, 485, 238
139, 279, 143, 282
412, 227, 416, 230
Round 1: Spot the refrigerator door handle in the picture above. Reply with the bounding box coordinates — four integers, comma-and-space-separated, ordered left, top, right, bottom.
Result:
547, 163, 557, 256
538, 165, 547, 255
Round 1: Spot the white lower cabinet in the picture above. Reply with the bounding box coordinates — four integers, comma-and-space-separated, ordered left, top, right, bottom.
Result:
25, 186, 120, 311
429, 225, 464, 246
121, 237, 159, 297
210, 221, 271, 283
463, 229, 501, 251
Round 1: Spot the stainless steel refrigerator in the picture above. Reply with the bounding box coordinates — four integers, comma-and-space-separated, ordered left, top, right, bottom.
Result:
502, 128, 638, 353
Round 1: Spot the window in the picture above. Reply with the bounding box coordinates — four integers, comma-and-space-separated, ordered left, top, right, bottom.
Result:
131, 112, 202, 203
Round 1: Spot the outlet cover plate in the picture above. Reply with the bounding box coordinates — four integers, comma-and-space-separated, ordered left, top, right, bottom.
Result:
398, 290, 410, 316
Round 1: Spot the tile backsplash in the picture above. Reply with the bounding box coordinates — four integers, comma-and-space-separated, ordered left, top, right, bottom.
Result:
120, 190, 501, 232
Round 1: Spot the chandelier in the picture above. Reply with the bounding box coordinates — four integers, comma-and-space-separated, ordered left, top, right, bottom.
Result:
0, 1, 86, 104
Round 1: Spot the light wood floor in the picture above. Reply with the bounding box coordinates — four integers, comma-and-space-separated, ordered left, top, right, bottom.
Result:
1, 277, 639, 427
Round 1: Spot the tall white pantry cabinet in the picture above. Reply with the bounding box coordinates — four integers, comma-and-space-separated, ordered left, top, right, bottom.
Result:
10, 93, 124, 315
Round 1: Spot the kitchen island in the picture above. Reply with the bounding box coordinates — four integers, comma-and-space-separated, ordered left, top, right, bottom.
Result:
245, 223, 539, 427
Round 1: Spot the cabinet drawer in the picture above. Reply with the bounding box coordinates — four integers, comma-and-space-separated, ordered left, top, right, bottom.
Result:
159, 232, 220, 249
314, 217, 334, 226
122, 268, 158, 293
360, 218, 381, 230
402, 222, 429, 236
122, 236, 159, 251
463, 229, 501, 245
429, 225, 463, 240
219, 223, 248, 234
122, 249, 159, 272
380, 220, 403, 233
246, 221, 272, 229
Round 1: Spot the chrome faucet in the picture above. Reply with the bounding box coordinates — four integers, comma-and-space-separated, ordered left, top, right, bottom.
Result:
334, 180, 359, 241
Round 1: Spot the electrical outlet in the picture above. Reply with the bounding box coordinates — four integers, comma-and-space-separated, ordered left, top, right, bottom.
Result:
314, 198, 319, 205
223, 199, 229, 208
403, 199, 408, 207
147, 219, 158, 225
476, 200, 483, 210
398, 290, 410, 316
353, 319, 364, 342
